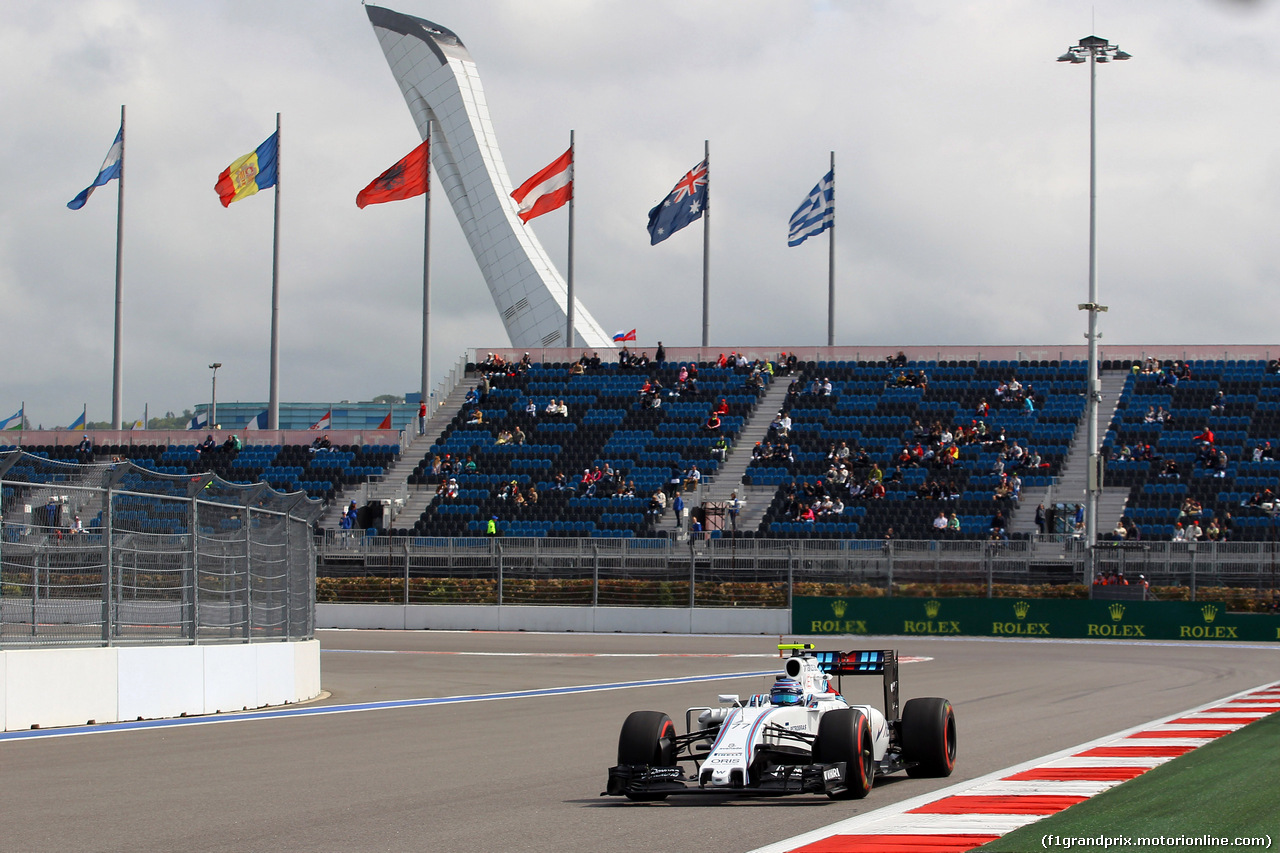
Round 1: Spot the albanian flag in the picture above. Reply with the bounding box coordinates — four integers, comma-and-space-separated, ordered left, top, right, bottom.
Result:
356, 139, 429, 208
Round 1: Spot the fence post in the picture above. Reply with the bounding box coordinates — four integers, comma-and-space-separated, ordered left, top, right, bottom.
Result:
886, 540, 895, 596
592, 544, 599, 608
404, 539, 411, 606
496, 541, 504, 606
1189, 542, 1197, 602
787, 545, 794, 610
986, 542, 993, 598
187, 496, 199, 642
102, 485, 114, 644
688, 537, 696, 610
243, 506, 253, 640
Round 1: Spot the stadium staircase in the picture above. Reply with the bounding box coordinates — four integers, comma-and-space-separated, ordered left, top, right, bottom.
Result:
318, 381, 474, 530
702, 376, 793, 533
1011, 370, 1129, 537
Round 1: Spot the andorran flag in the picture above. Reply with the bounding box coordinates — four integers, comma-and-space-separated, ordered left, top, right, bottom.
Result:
215, 132, 279, 207
356, 139, 429, 208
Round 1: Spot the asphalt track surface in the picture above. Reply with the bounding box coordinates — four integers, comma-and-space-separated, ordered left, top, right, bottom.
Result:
2, 631, 1277, 853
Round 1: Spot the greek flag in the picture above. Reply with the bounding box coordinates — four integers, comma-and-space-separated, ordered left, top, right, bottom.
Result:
68, 125, 123, 210
787, 169, 834, 247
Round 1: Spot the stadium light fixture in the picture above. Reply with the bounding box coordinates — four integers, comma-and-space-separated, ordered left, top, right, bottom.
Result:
1059, 35, 1128, 585
209, 363, 222, 430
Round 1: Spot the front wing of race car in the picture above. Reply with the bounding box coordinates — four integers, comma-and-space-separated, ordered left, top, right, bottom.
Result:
605, 760, 855, 798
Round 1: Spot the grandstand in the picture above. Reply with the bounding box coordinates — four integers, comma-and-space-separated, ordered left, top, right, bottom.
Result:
8, 346, 1280, 546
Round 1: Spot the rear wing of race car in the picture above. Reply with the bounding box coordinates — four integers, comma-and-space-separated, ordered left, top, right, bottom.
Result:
780, 644, 900, 721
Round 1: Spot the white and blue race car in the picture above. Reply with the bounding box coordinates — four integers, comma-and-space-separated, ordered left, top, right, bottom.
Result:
604, 644, 956, 800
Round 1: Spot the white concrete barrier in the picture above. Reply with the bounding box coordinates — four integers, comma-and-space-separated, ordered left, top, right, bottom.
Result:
1, 640, 320, 732
318, 603, 790, 635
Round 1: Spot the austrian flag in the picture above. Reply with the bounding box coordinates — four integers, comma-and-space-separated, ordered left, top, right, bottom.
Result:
511, 148, 572, 223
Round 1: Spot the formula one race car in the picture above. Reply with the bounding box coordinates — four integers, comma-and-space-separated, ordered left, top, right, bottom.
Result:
604, 644, 956, 800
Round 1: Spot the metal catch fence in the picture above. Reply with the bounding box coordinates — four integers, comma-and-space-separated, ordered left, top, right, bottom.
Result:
0, 451, 322, 647
316, 534, 1280, 607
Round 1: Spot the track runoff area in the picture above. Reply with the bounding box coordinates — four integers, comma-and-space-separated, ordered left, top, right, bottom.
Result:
1, 632, 1277, 853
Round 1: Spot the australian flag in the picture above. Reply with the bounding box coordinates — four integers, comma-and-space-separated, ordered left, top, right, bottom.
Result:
647, 159, 707, 245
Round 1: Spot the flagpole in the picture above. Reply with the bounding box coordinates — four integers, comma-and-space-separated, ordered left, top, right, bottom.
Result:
701, 139, 710, 349
111, 104, 126, 430
566, 129, 576, 350
268, 112, 281, 430
827, 150, 835, 348
421, 120, 432, 421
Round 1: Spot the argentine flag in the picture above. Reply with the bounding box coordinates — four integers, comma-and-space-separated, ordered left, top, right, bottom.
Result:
68, 125, 123, 210
787, 169, 834, 247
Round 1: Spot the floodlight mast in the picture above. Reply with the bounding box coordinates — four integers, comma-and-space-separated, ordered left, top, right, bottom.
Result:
1058, 36, 1128, 585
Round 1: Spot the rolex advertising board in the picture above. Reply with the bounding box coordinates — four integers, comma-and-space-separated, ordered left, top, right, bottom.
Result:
792, 597, 1280, 642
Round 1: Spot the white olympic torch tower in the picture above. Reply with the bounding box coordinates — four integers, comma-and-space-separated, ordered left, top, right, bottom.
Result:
366, 5, 614, 351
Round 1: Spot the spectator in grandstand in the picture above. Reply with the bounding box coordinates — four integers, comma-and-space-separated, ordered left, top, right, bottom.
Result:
672, 493, 684, 529
1111, 519, 1128, 540
1219, 511, 1234, 540
1159, 459, 1181, 478
513, 426, 526, 446
487, 516, 499, 536
198, 434, 217, 457
647, 489, 667, 520
683, 464, 702, 491
544, 399, 559, 417
703, 412, 722, 433
526, 484, 540, 505
1185, 519, 1203, 542
947, 512, 961, 531
418, 400, 428, 434
1193, 425, 1215, 446
1205, 518, 1221, 541
551, 471, 568, 491
221, 434, 242, 452
525, 398, 538, 419
76, 435, 94, 463
1035, 503, 1046, 534
888, 351, 907, 367
933, 511, 948, 531
654, 342, 666, 363
712, 435, 728, 461
1172, 522, 1186, 542
467, 408, 485, 425
883, 525, 898, 540
465, 387, 480, 407
495, 429, 512, 445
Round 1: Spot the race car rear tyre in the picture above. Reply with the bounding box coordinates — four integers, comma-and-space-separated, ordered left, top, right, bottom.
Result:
617, 711, 676, 801
814, 708, 874, 800
901, 697, 956, 778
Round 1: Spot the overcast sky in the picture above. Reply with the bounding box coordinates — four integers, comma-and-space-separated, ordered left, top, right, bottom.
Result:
2, 0, 1278, 426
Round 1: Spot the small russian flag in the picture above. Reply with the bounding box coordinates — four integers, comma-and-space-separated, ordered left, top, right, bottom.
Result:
613, 329, 637, 342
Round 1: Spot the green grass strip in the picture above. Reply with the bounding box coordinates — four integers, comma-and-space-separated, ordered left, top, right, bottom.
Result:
976, 712, 1278, 853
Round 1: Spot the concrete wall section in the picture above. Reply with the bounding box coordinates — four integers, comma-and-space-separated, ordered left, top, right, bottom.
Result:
1, 641, 321, 732
5, 647, 119, 730
318, 603, 790, 635
118, 645, 205, 722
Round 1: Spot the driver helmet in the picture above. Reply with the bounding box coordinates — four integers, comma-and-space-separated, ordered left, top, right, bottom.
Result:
770, 676, 804, 707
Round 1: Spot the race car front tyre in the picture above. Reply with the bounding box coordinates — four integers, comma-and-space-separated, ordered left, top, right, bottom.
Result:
901, 697, 957, 778
617, 711, 676, 801
814, 708, 874, 799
